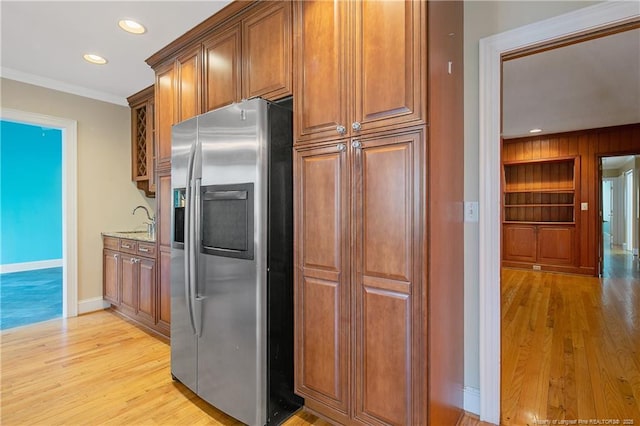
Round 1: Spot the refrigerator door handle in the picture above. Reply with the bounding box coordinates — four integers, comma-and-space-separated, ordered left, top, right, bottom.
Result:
193, 177, 203, 337
184, 142, 197, 335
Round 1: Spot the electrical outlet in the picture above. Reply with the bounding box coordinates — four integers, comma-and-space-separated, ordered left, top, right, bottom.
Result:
533, 265, 541, 271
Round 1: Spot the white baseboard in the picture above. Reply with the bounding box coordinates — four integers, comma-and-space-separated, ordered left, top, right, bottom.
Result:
0, 259, 63, 274
78, 297, 110, 315
463, 386, 480, 416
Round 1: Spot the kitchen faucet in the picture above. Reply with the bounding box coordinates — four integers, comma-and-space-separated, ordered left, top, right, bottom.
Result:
133, 205, 156, 238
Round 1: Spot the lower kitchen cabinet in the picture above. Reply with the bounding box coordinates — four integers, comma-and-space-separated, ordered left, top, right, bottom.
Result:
294, 129, 424, 424
503, 224, 576, 271
103, 249, 120, 305
102, 235, 166, 336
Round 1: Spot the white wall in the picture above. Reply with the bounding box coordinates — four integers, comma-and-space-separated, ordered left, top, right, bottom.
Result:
463, 0, 600, 395
0, 78, 155, 304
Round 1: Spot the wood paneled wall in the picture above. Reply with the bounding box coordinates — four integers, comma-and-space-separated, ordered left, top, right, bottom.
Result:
503, 123, 640, 275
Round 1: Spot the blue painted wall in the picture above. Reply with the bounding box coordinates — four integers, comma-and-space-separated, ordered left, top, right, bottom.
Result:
1, 120, 62, 264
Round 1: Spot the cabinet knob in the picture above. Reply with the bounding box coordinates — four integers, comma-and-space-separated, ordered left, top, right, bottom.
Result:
336, 125, 346, 135
352, 122, 361, 132
337, 143, 346, 152
113, 254, 119, 260
352, 140, 362, 149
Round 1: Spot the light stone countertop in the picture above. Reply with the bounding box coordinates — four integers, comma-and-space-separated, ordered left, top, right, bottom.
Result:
102, 231, 155, 243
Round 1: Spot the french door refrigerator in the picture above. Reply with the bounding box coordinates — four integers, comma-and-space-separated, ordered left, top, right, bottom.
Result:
170, 98, 301, 425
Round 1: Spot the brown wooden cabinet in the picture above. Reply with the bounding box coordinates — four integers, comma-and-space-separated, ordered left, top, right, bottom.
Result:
294, 129, 424, 424
155, 63, 175, 169
127, 85, 155, 197
175, 46, 203, 123
202, 0, 292, 112
155, 171, 172, 336
103, 249, 120, 305
294, 141, 350, 416
242, 0, 292, 101
294, 0, 425, 145
154, 47, 203, 170
102, 235, 164, 336
502, 157, 580, 272
203, 23, 242, 112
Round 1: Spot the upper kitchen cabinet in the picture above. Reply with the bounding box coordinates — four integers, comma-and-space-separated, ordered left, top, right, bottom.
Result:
203, 23, 242, 112
175, 46, 203, 123
294, 0, 426, 144
242, 1, 292, 101
154, 46, 203, 170
154, 62, 175, 170
203, 1, 292, 112
149, 1, 292, 165
127, 85, 155, 196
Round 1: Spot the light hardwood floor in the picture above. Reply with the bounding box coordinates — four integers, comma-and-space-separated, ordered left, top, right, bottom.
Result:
1, 310, 480, 425
501, 268, 640, 425
0, 311, 329, 425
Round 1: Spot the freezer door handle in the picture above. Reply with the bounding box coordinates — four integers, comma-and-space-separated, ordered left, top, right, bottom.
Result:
184, 142, 197, 335
193, 177, 203, 337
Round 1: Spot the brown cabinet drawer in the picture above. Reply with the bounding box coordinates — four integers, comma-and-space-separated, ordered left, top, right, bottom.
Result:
137, 242, 157, 258
119, 239, 138, 254
103, 236, 119, 250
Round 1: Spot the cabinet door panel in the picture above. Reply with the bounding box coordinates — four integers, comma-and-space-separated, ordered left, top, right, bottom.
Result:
137, 258, 156, 323
354, 132, 421, 425
103, 250, 119, 305
293, 0, 349, 143
158, 248, 172, 328
538, 226, 574, 265
360, 287, 410, 425
158, 173, 172, 248
294, 144, 349, 412
120, 257, 137, 313
176, 47, 202, 123
503, 225, 537, 263
155, 63, 175, 168
354, 0, 424, 132
204, 24, 241, 112
242, 1, 292, 100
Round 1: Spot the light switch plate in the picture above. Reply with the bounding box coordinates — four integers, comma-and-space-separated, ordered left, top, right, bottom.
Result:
581, 202, 588, 211
465, 201, 479, 222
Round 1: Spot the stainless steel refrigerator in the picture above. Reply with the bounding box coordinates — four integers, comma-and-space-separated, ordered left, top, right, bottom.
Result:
170, 98, 301, 425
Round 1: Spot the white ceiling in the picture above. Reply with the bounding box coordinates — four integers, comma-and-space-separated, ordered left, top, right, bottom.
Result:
0, 1, 232, 106
503, 28, 640, 138
1, 1, 639, 136
602, 155, 636, 170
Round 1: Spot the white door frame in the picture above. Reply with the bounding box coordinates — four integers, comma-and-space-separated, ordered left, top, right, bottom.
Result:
478, 2, 640, 423
1, 108, 78, 318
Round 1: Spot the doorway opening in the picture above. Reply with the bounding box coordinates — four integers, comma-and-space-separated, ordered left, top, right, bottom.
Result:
0, 108, 78, 321
600, 155, 639, 279
495, 14, 640, 426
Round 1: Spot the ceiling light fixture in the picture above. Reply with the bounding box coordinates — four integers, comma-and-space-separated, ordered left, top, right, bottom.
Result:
118, 19, 146, 34
83, 53, 107, 65
529, 128, 542, 134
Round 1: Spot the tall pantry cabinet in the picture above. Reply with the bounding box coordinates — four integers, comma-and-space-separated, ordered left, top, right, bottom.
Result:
293, 1, 464, 425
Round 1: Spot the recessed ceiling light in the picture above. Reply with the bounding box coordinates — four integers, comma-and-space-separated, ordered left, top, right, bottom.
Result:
529, 128, 542, 134
83, 53, 107, 65
118, 19, 146, 34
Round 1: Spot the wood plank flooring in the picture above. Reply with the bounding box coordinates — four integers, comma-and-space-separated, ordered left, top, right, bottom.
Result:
0, 311, 330, 426
501, 268, 640, 425
9, 267, 636, 426
0, 309, 484, 425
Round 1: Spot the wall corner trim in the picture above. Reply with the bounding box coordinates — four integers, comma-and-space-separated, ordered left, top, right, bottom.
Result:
78, 297, 110, 315
463, 386, 481, 416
